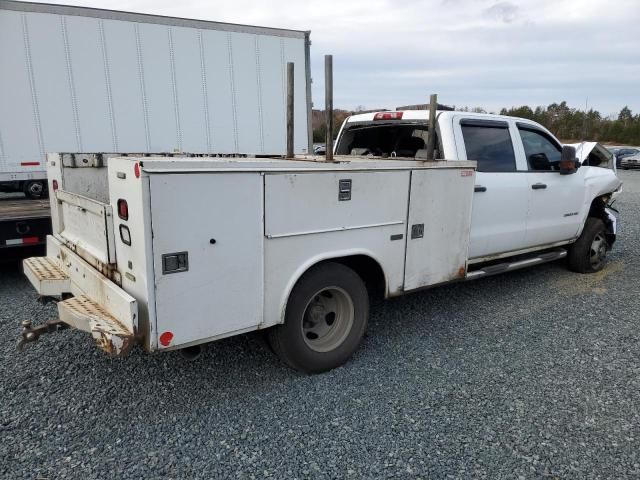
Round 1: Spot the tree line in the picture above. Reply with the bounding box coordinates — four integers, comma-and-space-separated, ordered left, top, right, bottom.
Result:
498, 102, 640, 145
312, 103, 640, 146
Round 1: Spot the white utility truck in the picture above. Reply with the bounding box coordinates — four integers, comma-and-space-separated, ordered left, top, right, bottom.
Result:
20, 110, 621, 373
0, 0, 311, 249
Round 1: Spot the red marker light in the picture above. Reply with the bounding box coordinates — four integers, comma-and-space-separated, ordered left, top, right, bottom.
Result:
52, 180, 59, 191
159, 331, 173, 347
117, 199, 128, 220
134, 163, 140, 178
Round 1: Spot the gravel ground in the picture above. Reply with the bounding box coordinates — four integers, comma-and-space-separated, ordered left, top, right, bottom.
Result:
1, 172, 639, 479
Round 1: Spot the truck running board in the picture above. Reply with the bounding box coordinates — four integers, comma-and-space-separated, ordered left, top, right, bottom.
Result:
465, 248, 567, 281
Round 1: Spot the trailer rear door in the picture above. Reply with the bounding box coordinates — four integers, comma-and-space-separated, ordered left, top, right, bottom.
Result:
55, 190, 116, 266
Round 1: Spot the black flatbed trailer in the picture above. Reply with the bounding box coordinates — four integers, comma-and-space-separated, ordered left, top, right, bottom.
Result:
0, 198, 51, 252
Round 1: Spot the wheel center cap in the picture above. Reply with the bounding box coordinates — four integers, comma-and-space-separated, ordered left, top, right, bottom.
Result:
307, 304, 325, 324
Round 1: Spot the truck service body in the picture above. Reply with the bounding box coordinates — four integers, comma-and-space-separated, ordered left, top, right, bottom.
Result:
0, 0, 311, 249
23, 153, 476, 363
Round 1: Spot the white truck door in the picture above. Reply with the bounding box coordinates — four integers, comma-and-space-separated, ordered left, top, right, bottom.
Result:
515, 124, 585, 246
150, 173, 263, 348
454, 116, 529, 259
403, 168, 475, 290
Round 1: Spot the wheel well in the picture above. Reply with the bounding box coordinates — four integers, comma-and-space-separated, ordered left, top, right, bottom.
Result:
322, 254, 387, 300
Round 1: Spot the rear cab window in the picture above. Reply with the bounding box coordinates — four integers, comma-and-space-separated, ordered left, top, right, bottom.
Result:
459, 119, 516, 172
335, 122, 435, 158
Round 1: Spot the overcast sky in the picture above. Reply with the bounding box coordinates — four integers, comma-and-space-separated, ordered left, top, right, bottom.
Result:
34, 0, 640, 116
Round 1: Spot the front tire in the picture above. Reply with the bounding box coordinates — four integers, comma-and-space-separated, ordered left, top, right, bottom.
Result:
268, 262, 369, 373
567, 217, 608, 273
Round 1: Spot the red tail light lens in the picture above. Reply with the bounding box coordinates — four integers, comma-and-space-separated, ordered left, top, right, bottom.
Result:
134, 163, 140, 178
52, 180, 59, 191
374, 112, 403, 121
117, 199, 129, 220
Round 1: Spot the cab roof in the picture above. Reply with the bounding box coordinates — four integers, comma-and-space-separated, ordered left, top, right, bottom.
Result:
345, 110, 517, 123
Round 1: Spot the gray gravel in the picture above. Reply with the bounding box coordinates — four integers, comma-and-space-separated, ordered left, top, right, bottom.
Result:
1, 172, 639, 479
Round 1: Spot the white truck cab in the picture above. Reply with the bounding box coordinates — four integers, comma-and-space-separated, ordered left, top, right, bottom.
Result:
335, 110, 621, 263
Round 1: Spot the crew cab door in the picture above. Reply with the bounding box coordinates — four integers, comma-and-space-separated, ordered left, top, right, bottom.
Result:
515, 124, 585, 247
454, 116, 529, 259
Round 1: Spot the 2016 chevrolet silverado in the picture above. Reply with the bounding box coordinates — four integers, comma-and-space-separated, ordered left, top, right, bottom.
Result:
19, 109, 621, 373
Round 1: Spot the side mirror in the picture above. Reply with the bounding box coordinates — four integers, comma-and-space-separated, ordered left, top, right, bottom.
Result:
559, 145, 578, 175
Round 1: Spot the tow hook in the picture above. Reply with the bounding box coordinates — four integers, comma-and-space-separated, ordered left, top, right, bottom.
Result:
17, 319, 67, 352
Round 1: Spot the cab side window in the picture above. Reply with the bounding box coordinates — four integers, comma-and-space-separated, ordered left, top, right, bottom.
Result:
460, 120, 516, 172
518, 127, 562, 171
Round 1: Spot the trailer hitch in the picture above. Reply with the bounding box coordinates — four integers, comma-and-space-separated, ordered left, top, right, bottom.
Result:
16, 319, 68, 352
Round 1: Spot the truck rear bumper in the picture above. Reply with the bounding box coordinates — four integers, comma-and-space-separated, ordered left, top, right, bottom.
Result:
22, 235, 138, 356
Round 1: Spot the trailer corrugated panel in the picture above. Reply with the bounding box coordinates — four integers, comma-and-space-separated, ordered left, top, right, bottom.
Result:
0, 0, 312, 183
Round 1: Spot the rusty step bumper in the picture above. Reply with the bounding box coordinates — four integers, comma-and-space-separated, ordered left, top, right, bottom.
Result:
21, 243, 139, 356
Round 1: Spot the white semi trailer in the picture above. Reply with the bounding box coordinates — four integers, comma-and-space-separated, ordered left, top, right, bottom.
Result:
0, 0, 312, 249
0, 0, 312, 171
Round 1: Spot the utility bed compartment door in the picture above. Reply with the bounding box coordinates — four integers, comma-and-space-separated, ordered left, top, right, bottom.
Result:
404, 168, 475, 289
56, 190, 116, 265
150, 173, 263, 348
265, 171, 409, 237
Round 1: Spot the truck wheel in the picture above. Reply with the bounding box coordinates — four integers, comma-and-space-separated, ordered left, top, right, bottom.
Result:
23, 180, 46, 199
268, 262, 369, 373
567, 217, 608, 273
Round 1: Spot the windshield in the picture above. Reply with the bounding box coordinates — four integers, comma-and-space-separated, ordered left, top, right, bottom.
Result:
335, 123, 432, 158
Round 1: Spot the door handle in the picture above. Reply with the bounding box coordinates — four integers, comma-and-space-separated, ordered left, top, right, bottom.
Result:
531, 183, 547, 190
474, 185, 487, 192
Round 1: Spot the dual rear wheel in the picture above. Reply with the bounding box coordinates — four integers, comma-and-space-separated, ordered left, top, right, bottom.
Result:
268, 262, 369, 374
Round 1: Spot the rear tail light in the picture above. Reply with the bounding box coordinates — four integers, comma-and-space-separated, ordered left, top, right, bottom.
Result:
52, 180, 58, 191
117, 199, 129, 220
374, 112, 403, 121
134, 163, 140, 178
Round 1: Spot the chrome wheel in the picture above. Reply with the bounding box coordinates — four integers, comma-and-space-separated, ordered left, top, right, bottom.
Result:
302, 286, 354, 353
589, 232, 607, 270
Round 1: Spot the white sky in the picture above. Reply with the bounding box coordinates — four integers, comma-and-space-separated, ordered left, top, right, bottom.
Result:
33, 0, 640, 115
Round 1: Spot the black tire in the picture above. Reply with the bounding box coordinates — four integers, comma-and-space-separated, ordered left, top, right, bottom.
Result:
268, 262, 369, 373
567, 217, 608, 273
23, 180, 47, 199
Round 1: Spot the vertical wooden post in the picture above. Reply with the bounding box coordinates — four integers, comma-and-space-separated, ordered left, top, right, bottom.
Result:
426, 93, 438, 160
324, 55, 334, 162
286, 62, 294, 159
